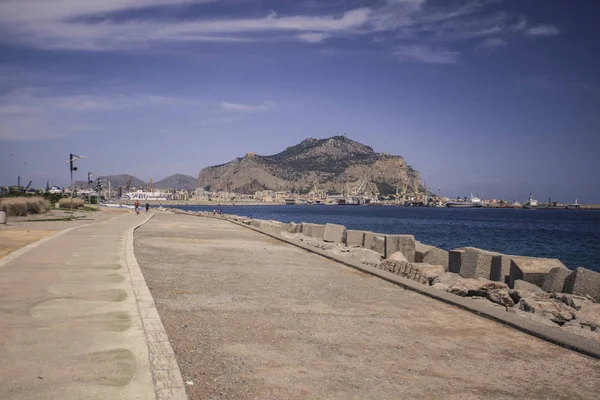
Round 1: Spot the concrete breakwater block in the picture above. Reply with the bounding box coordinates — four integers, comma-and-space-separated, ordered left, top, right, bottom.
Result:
384, 235, 416, 261
564, 267, 600, 302
364, 232, 386, 256
323, 223, 347, 243
415, 242, 449, 270
543, 266, 572, 293
448, 249, 466, 274
459, 248, 500, 280
509, 257, 566, 289
491, 254, 513, 283
301, 223, 326, 239
346, 230, 366, 247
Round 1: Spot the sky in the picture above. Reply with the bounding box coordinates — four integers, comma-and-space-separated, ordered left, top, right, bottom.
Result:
0, 0, 599, 203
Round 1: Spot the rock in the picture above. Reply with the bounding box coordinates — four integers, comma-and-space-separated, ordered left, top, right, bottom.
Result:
384, 234, 416, 261
431, 283, 450, 291
415, 242, 449, 270
542, 266, 571, 293
431, 272, 465, 287
563, 267, 600, 302
377, 261, 444, 285
369, 235, 386, 256
242, 219, 252, 225
414, 263, 446, 284
513, 280, 545, 294
509, 257, 566, 289
560, 321, 600, 341
346, 247, 382, 267
518, 297, 576, 324
346, 230, 366, 247
323, 223, 347, 243
509, 309, 561, 328
486, 288, 515, 307
432, 272, 507, 297
574, 303, 600, 330
387, 251, 409, 263
551, 293, 592, 310
491, 254, 513, 283
459, 247, 500, 280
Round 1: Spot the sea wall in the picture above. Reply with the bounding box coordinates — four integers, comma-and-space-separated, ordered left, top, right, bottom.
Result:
166, 208, 600, 343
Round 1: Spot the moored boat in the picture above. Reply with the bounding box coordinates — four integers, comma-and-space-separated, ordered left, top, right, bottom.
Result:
446, 194, 483, 208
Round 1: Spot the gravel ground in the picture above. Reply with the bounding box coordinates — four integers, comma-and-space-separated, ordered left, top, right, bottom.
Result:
134, 214, 600, 400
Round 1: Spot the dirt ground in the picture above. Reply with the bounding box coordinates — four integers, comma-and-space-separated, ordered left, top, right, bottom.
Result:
134, 214, 600, 400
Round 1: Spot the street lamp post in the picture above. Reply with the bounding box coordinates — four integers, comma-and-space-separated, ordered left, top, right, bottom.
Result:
87, 172, 97, 212
67, 154, 85, 220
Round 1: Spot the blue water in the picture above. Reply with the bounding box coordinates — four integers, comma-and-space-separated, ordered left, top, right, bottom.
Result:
163, 205, 600, 271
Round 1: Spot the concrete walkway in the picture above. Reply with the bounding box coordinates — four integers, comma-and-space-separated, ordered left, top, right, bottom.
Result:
0, 212, 184, 400
135, 214, 600, 400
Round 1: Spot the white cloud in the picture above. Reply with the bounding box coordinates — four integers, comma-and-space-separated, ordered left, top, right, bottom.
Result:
219, 101, 275, 113
297, 32, 331, 43
526, 24, 560, 36
393, 45, 459, 64
475, 37, 508, 53
0, 0, 562, 63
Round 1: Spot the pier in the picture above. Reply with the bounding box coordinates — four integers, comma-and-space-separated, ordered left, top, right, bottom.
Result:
135, 213, 600, 399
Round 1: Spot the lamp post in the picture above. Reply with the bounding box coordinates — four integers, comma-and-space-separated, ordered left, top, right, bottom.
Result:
67, 154, 85, 220
87, 172, 97, 211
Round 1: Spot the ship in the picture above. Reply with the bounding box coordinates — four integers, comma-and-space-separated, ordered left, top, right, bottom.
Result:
523, 193, 538, 209
446, 194, 483, 208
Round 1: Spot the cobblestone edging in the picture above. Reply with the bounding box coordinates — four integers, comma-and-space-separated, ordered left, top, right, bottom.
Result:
127, 213, 188, 400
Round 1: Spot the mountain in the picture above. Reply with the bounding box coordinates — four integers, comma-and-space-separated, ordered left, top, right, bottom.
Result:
74, 174, 146, 189
153, 174, 197, 190
198, 135, 422, 195
74, 173, 197, 190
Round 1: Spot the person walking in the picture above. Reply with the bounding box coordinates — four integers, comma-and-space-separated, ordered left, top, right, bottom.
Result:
145, 202, 150, 213
135, 200, 140, 215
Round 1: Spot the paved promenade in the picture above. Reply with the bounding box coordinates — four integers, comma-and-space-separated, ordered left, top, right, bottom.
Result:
135, 214, 600, 400
0, 212, 184, 400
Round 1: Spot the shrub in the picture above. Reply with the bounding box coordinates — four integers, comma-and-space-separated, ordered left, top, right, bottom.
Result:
58, 198, 85, 209
0, 197, 51, 216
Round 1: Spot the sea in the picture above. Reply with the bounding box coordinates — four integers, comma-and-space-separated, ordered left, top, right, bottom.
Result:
163, 205, 600, 272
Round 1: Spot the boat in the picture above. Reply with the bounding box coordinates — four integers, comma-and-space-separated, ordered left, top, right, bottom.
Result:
446, 194, 483, 208
523, 193, 538, 209
537, 197, 565, 210
122, 190, 169, 201
284, 198, 296, 205
568, 199, 581, 210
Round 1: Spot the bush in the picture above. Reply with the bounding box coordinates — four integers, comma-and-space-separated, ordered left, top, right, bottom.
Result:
58, 198, 85, 209
0, 197, 51, 216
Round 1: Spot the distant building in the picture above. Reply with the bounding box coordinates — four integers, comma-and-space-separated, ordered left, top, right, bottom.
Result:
0, 186, 8, 196
246, 152, 257, 157
193, 187, 209, 201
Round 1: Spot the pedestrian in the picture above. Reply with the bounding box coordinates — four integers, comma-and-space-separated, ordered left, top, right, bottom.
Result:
135, 200, 140, 215
145, 202, 150, 213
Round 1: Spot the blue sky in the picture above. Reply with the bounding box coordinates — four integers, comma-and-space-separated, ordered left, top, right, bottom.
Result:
0, 0, 599, 202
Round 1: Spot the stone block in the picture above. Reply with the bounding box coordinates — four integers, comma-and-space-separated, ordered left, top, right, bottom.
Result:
542, 266, 571, 293
415, 242, 449, 270
323, 223, 347, 243
459, 247, 500, 279
448, 249, 466, 274
385, 234, 416, 261
309, 223, 326, 239
563, 267, 600, 302
491, 254, 513, 283
346, 230, 366, 247
509, 257, 566, 289
513, 279, 544, 294
369, 235, 386, 256
363, 232, 376, 249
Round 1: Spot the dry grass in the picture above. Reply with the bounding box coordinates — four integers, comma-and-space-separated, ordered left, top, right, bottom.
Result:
58, 197, 85, 209
0, 197, 51, 216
